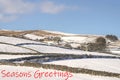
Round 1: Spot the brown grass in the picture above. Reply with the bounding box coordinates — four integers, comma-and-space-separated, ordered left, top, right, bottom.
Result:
0, 30, 63, 37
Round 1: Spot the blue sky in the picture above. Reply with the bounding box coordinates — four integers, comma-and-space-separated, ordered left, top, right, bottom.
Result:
0, 0, 120, 36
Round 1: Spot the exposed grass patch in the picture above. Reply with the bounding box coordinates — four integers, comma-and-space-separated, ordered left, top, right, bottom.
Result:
0, 30, 62, 37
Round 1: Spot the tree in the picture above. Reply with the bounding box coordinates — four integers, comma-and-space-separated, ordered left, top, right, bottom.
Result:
105, 34, 118, 41
95, 37, 106, 46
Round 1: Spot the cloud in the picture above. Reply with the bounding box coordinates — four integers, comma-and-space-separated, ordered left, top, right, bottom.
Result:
0, 0, 35, 22
40, 1, 66, 14
0, 14, 17, 22
0, 0, 34, 14
0, 0, 78, 22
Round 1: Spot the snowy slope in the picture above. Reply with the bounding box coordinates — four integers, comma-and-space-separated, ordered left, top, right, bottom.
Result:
111, 51, 120, 55
0, 30, 120, 80
44, 59, 120, 74
22, 44, 119, 57
0, 55, 37, 60
0, 65, 119, 80
0, 44, 35, 53
0, 36, 43, 45
61, 36, 96, 43
0, 36, 45, 53
43, 30, 76, 35
44, 30, 97, 43
0, 36, 119, 56
24, 34, 44, 40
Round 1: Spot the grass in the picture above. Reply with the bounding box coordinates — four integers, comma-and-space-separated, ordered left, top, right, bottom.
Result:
0, 30, 62, 37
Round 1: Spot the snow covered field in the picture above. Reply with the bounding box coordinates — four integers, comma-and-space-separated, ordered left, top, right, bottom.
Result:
111, 51, 120, 55
43, 30, 77, 35
0, 55, 37, 60
0, 65, 119, 80
22, 44, 119, 57
61, 36, 96, 43
0, 36, 117, 56
44, 59, 120, 74
0, 30, 120, 80
24, 34, 44, 40
0, 35, 119, 56
0, 36, 42, 45
0, 44, 35, 53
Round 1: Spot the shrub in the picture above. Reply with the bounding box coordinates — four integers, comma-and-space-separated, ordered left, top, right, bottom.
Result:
95, 37, 106, 46
81, 37, 107, 52
76, 46, 81, 50
39, 39, 44, 42
53, 37, 61, 44
87, 42, 106, 52
91, 37, 106, 52
64, 43, 72, 49
105, 35, 118, 41
80, 44, 87, 51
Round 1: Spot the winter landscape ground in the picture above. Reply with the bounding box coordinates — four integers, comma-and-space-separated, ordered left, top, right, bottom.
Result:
0, 30, 120, 80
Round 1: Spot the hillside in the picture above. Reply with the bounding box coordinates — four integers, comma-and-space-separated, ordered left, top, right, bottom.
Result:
0, 29, 120, 80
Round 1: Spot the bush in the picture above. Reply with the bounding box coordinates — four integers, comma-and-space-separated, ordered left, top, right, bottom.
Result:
81, 37, 107, 52
105, 35, 118, 41
88, 37, 106, 52
64, 43, 72, 49
53, 37, 61, 44
95, 37, 106, 46
90, 37, 106, 52
76, 46, 81, 50
80, 44, 87, 51
87, 43, 106, 52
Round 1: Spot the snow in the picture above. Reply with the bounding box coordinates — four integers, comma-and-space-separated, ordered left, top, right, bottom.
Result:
0, 65, 119, 80
21, 44, 118, 56
71, 73, 120, 80
111, 51, 120, 55
61, 36, 87, 43
0, 36, 119, 56
44, 59, 120, 74
22, 44, 81, 54
109, 48, 120, 55
0, 44, 35, 53
0, 55, 37, 60
0, 31, 120, 80
43, 30, 76, 35
61, 36, 96, 43
0, 36, 42, 45
70, 43, 80, 48
24, 34, 44, 40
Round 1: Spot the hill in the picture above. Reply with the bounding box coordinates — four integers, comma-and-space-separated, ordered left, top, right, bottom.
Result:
0, 29, 120, 80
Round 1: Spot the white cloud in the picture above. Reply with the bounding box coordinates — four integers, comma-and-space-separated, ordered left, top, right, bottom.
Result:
0, 0, 35, 22
40, 1, 67, 14
0, 0, 78, 22
0, 14, 17, 22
